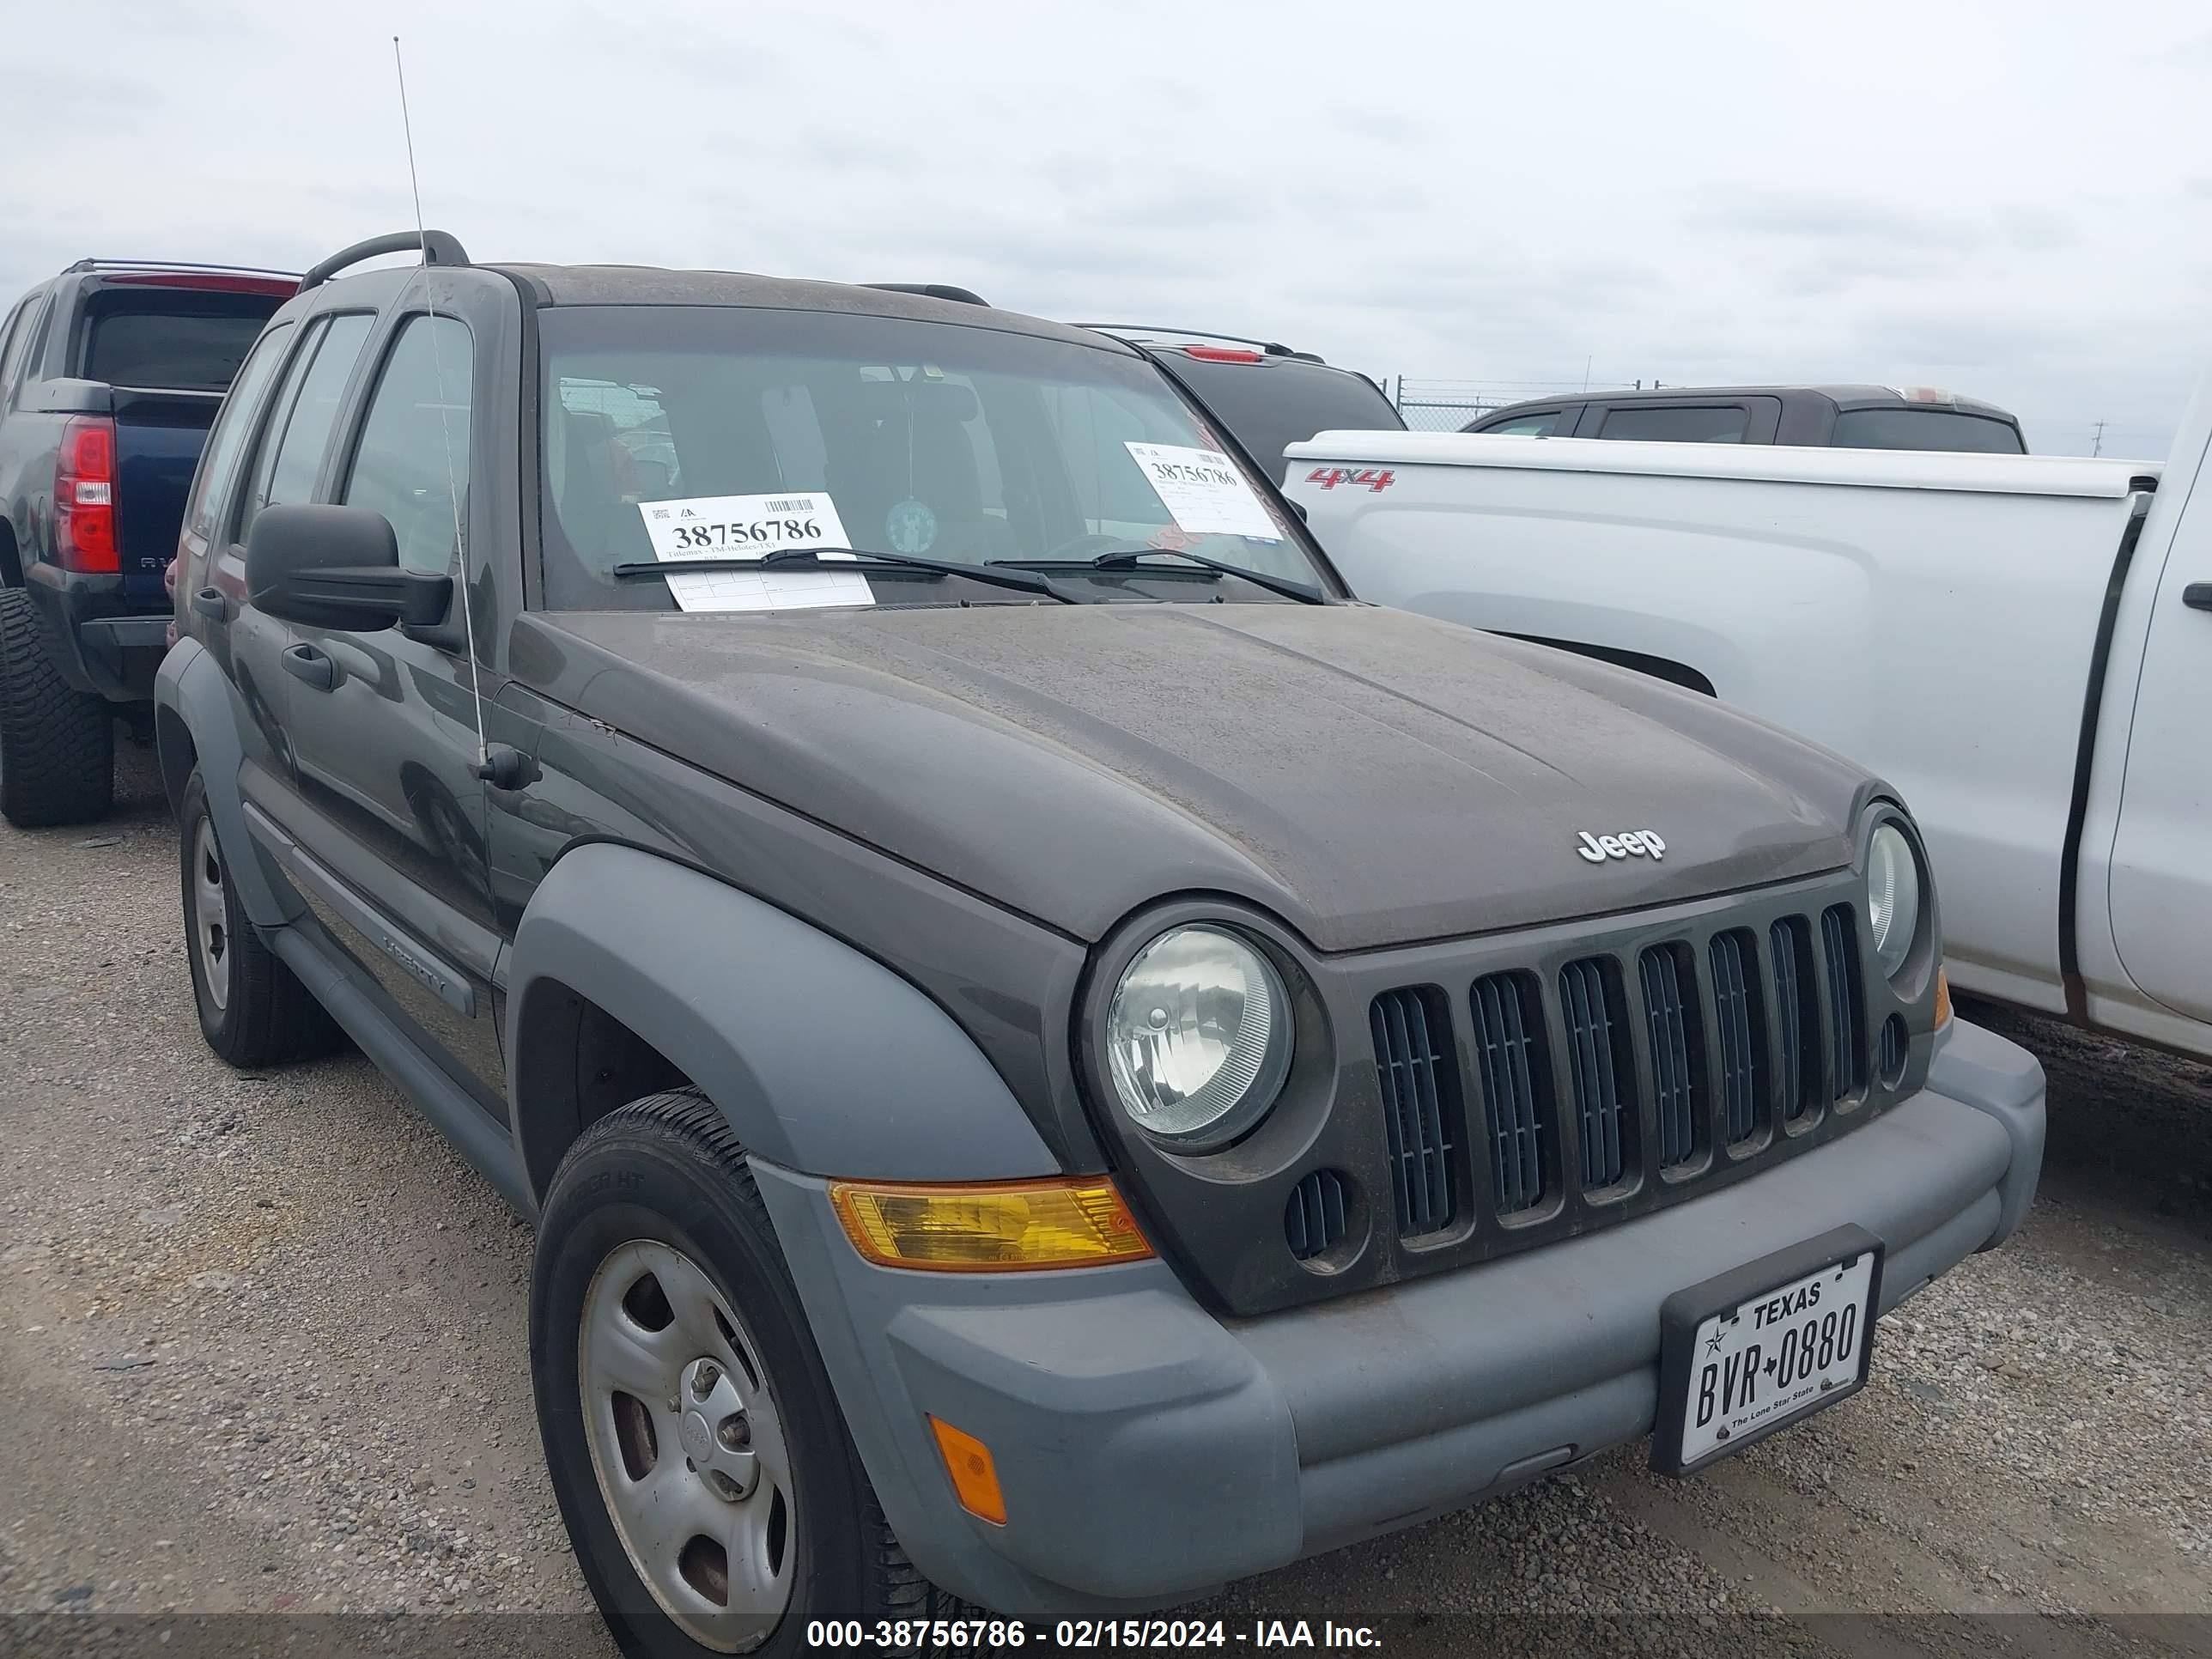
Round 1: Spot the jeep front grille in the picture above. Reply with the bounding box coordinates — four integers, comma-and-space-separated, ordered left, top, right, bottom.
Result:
1559, 957, 1631, 1188
1820, 903, 1867, 1103
1368, 896, 1872, 1243
1708, 930, 1765, 1145
1639, 944, 1702, 1170
1471, 972, 1546, 1216
1771, 915, 1820, 1121
1370, 986, 1457, 1236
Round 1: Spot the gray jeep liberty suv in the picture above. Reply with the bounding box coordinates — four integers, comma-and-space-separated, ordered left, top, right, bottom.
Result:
155, 229, 2046, 1655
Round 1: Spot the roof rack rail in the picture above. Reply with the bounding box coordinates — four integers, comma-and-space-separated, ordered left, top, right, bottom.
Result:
1076, 324, 1310, 360
864, 283, 990, 307
300, 230, 471, 291
66, 258, 302, 278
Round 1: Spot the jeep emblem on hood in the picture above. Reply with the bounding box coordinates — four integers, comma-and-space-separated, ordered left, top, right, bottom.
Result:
1577, 830, 1667, 864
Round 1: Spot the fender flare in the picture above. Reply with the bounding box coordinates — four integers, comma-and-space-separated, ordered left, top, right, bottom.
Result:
154, 638, 303, 929
507, 841, 1059, 1202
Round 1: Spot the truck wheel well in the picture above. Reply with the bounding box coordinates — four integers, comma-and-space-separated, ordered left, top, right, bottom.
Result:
0, 520, 20, 587
1505, 633, 1716, 697
513, 981, 693, 1206
154, 706, 197, 819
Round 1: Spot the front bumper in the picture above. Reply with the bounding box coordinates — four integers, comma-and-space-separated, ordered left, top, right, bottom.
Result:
754, 1018, 2044, 1620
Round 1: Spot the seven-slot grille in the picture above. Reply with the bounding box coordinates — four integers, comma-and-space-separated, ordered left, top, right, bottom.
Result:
1368, 901, 1872, 1241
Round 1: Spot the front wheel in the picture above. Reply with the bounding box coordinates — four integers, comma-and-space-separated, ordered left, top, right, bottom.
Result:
532, 1091, 970, 1657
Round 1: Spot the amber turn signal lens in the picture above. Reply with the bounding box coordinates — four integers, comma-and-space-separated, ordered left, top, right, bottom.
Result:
829, 1176, 1153, 1272
1934, 967, 1953, 1029
929, 1416, 1007, 1525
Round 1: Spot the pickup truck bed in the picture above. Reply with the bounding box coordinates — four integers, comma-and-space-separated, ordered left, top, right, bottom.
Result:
0, 262, 292, 823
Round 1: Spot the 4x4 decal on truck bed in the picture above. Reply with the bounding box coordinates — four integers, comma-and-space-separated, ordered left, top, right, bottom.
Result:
1305, 465, 1395, 491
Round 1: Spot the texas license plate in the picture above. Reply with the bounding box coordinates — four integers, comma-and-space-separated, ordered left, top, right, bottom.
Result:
1651, 1224, 1884, 1475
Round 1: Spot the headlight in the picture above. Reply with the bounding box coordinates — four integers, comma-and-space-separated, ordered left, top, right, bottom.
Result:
1105, 925, 1292, 1148
1867, 823, 1922, 979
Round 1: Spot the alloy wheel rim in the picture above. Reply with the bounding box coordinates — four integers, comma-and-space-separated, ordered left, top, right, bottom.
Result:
191, 815, 231, 1012
578, 1238, 797, 1652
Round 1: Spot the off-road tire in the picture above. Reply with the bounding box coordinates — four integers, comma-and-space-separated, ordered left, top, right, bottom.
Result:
179, 769, 342, 1066
533, 1090, 980, 1659
0, 586, 113, 827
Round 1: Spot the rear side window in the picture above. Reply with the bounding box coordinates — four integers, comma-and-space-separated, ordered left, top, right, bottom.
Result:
77, 290, 286, 392
1476, 410, 1566, 437
0, 299, 32, 392
235, 312, 374, 543
1596, 404, 1748, 443
1832, 407, 2025, 454
342, 315, 473, 575
0, 294, 49, 399
182, 322, 295, 544
1164, 356, 1405, 473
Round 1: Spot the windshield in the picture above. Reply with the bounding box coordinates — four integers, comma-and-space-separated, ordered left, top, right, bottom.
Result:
537, 306, 1333, 611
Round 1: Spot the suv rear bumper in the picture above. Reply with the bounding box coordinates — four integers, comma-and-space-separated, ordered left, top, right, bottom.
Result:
22, 566, 171, 702
754, 1018, 2043, 1620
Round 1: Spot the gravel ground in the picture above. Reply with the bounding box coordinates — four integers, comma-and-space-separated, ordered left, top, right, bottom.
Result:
2, 745, 2208, 1656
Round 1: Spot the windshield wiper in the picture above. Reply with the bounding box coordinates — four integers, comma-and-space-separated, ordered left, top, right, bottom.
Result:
610, 547, 1085, 605
995, 549, 1327, 605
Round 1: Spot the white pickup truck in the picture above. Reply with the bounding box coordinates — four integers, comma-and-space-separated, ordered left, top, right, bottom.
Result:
1286, 386, 2212, 1060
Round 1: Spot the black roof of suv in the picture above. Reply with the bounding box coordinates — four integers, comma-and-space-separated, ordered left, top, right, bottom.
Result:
1466, 382, 2027, 453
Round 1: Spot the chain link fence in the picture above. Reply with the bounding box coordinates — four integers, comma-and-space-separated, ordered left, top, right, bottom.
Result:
1382, 378, 1640, 431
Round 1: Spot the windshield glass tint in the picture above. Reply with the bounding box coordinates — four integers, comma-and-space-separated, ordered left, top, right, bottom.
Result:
1832, 407, 2026, 454
537, 306, 1322, 611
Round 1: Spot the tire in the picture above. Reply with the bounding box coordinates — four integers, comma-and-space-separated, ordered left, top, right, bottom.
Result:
179, 769, 341, 1066
533, 1090, 975, 1658
0, 586, 113, 827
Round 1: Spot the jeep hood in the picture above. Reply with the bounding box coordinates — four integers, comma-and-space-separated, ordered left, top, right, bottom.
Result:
514, 604, 1873, 951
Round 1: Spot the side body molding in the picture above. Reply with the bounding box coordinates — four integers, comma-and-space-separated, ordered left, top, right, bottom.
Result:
154, 638, 301, 929
507, 842, 1060, 1201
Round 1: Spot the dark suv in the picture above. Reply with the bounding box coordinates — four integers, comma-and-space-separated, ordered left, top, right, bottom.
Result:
1465, 383, 2027, 453
0, 258, 295, 823
1076, 325, 1405, 477
158, 230, 2045, 1652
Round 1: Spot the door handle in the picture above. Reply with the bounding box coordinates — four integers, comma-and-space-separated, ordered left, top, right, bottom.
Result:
2185, 582, 2212, 611
281, 641, 337, 691
191, 586, 228, 621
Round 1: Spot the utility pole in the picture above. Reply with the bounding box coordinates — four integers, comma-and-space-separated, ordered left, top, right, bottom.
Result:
2091, 419, 2106, 458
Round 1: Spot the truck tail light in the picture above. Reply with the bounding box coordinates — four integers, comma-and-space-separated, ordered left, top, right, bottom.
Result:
54, 416, 119, 573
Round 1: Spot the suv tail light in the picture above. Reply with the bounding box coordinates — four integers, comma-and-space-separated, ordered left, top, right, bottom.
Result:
1178, 345, 1266, 363
55, 416, 119, 573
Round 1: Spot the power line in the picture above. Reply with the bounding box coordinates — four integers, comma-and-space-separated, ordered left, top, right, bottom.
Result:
2090, 419, 2106, 458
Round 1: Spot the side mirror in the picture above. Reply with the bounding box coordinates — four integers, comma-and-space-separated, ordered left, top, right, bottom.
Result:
245, 504, 452, 631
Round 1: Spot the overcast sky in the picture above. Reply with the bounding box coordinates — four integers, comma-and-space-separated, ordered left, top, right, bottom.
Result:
9, 0, 2208, 456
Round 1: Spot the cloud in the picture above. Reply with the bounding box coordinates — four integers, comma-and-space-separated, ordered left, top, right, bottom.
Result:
0, 0, 2203, 458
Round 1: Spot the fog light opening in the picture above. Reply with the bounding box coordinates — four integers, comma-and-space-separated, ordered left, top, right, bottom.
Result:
1879, 1014, 1911, 1087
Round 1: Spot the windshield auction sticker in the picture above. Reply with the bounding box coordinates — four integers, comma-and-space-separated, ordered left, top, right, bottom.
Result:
635, 492, 872, 612
1124, 442, 1283, 541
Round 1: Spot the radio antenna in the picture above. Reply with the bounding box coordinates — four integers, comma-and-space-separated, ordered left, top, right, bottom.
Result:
392, 34, 489, 771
